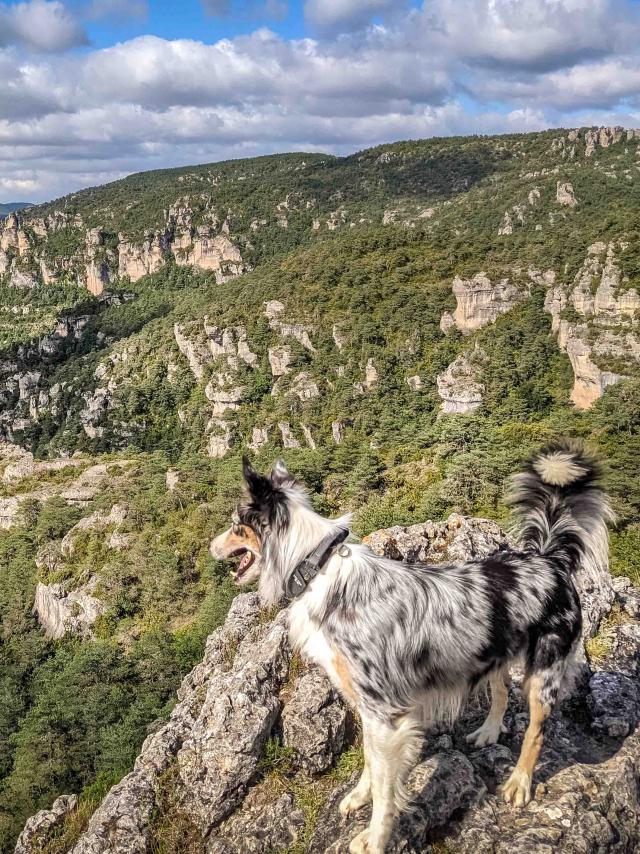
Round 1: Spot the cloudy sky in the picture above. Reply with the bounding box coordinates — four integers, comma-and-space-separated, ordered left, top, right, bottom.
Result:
1, 0, 640, 202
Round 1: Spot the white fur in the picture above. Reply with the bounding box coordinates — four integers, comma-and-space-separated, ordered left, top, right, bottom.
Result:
534, 451, 585, 486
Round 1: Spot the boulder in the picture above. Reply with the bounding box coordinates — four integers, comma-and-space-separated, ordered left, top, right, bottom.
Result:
282, 669, 347, 774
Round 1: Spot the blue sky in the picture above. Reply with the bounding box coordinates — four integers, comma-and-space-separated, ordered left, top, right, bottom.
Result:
80, 0, 307, 45
1, 0, 639, 201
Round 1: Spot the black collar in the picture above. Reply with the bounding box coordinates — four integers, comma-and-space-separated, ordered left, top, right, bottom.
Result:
284, 528, 350, 600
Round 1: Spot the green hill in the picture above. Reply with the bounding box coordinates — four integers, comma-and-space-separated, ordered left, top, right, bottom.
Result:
0, 202, 31, 215
1, 126, 640, 851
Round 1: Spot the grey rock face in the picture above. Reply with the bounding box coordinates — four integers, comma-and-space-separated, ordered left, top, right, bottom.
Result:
33, 579, 105, 640
207, 792, 305, 854
613, 576, 640, 619
58, 594, 264, 854
15, 795, 78, 854
309, 750, 480, 853
442, 272, 529, 335
176, 614, 290, 834
364, 512, 507, 565
282, 669, 347, 774
437, 351, 484, 414
588, 671, 640, 737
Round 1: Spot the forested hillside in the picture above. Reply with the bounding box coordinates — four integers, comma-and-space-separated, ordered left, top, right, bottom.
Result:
1, 127, 640, 852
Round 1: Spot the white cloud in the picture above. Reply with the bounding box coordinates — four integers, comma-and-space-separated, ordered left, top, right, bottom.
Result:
425, 0, 640, 72
1, 1, 640, 201
0, 0, 87, 52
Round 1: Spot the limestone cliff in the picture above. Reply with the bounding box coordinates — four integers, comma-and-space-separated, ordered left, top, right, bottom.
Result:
0, 200, 247, 293
440, 273, 529, 335
544, 241, 640, 408
437, 350, 485, 414
438, 239, 639, 411
15, 514, 640, 854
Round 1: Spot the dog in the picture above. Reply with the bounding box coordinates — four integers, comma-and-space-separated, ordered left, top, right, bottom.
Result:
210, 443, 611, 853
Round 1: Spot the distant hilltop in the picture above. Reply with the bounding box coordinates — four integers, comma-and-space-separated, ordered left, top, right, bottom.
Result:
0, 202, 32, 215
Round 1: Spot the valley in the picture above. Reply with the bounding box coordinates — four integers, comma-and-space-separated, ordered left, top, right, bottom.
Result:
1, 127, 640, 852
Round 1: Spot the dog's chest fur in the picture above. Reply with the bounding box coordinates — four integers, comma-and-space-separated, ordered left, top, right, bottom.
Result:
287, 553, 355, 701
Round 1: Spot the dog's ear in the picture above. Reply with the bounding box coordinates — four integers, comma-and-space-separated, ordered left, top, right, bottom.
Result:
270, 458, 294, 488
242, 455, 273, 506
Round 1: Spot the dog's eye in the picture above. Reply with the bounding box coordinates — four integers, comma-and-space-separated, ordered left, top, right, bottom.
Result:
231, 522, 242, 535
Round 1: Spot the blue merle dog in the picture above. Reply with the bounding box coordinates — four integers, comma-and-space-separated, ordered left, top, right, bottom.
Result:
210, 443, 612, 853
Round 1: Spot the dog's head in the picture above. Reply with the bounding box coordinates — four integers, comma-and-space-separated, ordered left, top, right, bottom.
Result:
209, 456, 299, 586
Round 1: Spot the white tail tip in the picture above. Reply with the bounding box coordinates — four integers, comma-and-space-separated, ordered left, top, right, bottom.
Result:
533, 450, 586, 487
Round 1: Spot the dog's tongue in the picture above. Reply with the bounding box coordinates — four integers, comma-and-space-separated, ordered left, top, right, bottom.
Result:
238, 551, 252, 571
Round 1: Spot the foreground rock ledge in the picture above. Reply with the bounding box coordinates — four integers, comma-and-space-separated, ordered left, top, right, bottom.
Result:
16, 515, 640, 854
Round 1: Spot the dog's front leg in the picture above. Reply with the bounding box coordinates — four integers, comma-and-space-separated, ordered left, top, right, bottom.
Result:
340, 719, 371, 816
348, 716, 418, 854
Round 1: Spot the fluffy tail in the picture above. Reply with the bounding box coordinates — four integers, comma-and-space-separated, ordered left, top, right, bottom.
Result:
508, 442, 614, 575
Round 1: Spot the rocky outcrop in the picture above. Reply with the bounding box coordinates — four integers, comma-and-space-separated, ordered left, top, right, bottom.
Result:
437, 351, 484, 414
556, 181, 578, 207
264, 300, 315, 351
288, 371, 320, 401
205, 379, 245, 415
278, 421, 301, 448
584, 126, 625, 157
19, 513, 638, 854
15, 795, 78, 854
120, 231, 161, 281
267, 345, 292, 376
203, 323, 257, 368
440, 273, 529, 335
0, 202, 246, 292
354, 357, 379, 393
173, 322, 212, 381
282, 669, 347, 773
207, 419, 233, 458
172, 230, 244, 283
33, 579, 105, 640
0, 298, 134, 441
544, 241, 640, 408
84, 228, 111, 295
248, 426, 270, 452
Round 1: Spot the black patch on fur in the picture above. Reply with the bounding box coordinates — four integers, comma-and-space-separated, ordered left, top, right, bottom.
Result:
477, 556, 520, 662
239, 456, 291, 537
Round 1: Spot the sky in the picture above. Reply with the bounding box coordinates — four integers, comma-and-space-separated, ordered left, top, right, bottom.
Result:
1, 0, 640, 202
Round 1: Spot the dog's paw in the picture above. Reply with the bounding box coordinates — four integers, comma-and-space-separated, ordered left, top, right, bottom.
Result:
340, 785, 372, 817
465, 720, 507, 747
502, 767, 532, 807
349, 828, 385, 854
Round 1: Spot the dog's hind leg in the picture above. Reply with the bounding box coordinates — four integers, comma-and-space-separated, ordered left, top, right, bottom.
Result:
466, 666, 510, 747
502, 673, 551, 807
503, 632, 571, 807
348, 715, 422, 854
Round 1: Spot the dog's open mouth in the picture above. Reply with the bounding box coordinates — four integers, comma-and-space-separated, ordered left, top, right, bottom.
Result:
229, 548, 255, 583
